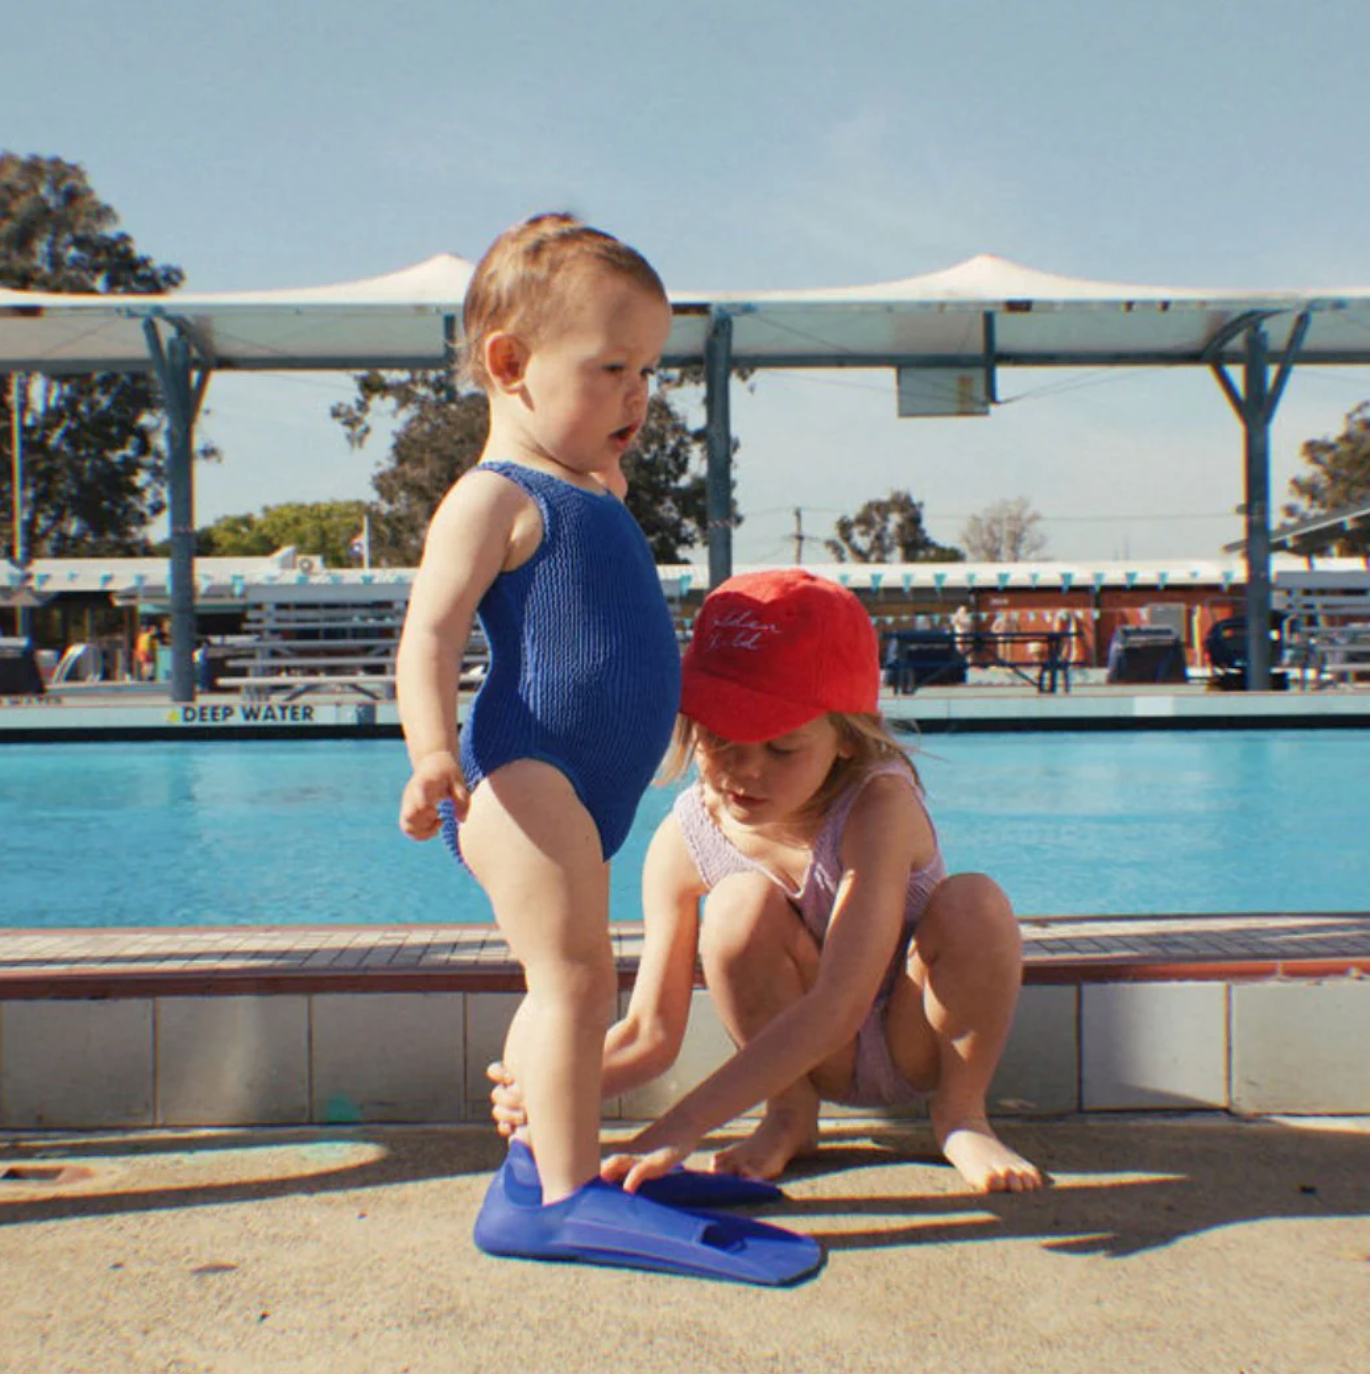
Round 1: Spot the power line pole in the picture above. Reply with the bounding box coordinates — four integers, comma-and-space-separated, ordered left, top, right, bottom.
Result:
793, 508, 805, 564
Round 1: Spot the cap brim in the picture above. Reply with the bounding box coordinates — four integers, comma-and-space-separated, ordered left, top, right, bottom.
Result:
680, 667, 825, 744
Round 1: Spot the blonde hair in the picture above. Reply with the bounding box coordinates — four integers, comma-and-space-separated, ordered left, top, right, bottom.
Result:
660, 711, 921, 820
460, 212, 667, 390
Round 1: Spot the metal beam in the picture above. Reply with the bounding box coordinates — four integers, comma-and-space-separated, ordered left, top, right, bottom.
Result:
661, 346, 1370, 371
16, 342, 1370, 375
704, 311, 734, 588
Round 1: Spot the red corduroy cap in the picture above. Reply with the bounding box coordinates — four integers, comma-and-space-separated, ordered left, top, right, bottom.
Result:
680, 569, 880, 743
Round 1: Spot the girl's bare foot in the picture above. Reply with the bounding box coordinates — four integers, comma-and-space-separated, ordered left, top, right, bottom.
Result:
933, 1109, 1043, 1193
711, 1105, 820, 1180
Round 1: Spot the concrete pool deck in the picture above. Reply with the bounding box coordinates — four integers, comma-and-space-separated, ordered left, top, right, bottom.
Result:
2, 1114, 1369, 1373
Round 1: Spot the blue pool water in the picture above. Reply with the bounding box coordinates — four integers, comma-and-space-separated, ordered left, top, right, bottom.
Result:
1, 732, 1367, 930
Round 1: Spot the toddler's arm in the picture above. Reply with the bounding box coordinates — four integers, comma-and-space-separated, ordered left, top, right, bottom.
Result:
396, 470, 529, 839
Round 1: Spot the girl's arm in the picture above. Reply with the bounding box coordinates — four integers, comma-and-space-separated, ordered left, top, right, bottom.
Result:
395, 470, 531, 837
600, 814, 704, 1097
603, 776, 933, 1188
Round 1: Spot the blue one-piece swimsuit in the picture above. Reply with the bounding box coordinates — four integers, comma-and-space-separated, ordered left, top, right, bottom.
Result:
442, 460, 682, 863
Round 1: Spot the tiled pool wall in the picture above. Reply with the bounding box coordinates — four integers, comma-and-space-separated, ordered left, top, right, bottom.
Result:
3, 973, 1368, 1130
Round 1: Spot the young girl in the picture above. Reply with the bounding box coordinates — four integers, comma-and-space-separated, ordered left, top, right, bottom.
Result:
396, 214, 682, 1215
497, 568, 1041, 1196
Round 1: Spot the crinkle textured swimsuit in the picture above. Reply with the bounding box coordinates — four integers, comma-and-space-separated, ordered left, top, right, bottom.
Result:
673, 760, 948, 1107
442, 460, 681, 863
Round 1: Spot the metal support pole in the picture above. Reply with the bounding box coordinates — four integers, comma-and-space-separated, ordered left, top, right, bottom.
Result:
442, 314, 459, 395
1209, 312, 1310, 692
704, 312, 734, 588
1242, 326, 1272, 689
144, 320, 209, 704
9, 373, 31, 639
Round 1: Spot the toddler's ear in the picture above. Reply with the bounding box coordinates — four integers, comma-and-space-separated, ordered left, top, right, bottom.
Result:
485, 331, 529, 391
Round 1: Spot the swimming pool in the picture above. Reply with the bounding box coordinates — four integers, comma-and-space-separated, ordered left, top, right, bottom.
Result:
2, 732, 1367, 929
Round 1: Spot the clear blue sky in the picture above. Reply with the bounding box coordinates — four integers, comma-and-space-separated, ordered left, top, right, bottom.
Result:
7, 0, 1370, 562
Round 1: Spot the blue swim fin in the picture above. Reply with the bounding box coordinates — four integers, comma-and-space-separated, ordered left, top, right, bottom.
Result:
504, 1138, 783, 1209
475, 1151, 822, 1286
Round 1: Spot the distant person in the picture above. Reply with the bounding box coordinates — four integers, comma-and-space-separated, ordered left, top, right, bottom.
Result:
194, 641, 215, 692
1033, 609, 1076, 693
1054, 609, 1078, 662
491, 570, 1042, 1196
951, 603, 974, 654
133, 624, 159, 682
396, 214, 711, 1271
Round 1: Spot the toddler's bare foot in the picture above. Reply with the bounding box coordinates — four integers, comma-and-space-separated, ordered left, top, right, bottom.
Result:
712, 1106, 820, 1180
934, 1111, 1043, 1193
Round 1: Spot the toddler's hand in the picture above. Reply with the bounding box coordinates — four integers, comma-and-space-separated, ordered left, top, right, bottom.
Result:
399, 751, 468, 840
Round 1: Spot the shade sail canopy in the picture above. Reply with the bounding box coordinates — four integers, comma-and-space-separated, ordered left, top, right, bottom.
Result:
667, 255, 1370, 368
6, 251, 1370, 375
0, 253, 478, 373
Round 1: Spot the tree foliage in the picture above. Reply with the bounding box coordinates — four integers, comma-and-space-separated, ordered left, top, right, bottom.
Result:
331, 370, 485, 566
960, 496, 1048, 562
618, 390, 712, 563
188, 500, 371, 566
331, 370, 720, 565
1284, 402, 1370, 553
826, 489, 964, 563
0, 152, 190, 557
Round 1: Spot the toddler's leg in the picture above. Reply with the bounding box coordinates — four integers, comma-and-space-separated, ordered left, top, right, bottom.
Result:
458, 760, 615, 1205
699, 874, 845, 1179
887, 873, 1043, 1192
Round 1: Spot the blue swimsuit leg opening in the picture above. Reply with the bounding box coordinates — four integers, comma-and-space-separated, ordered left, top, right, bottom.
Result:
475, 1146, 822, 1286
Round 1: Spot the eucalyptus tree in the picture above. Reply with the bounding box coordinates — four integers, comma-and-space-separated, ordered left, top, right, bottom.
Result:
827, 489, 964, 563
332, 371, 722, 565
1285, 402, 1370, 553
0, 152, 198, 556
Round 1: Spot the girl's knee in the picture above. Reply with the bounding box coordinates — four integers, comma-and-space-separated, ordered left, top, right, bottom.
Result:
699, 875, 804, 970
935, 872, 1013, 918
918, 873, 1022, 963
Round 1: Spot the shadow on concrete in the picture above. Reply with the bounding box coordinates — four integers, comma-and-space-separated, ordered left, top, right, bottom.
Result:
0, 1126, 504, 1226
781, 1117, 1370, 1258
1, 1116, 1367, 1262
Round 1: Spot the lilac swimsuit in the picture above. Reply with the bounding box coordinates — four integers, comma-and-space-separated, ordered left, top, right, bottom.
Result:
672, 760, 948, 1107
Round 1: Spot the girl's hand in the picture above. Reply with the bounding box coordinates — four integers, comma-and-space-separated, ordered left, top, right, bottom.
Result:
399, 751, 468, 840
486, 1061, 526, 1137
600, 1142, 692, 1194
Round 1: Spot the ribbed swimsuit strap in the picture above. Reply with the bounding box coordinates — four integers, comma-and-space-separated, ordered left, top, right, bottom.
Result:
673, 784, 778, 894
477, 458, 558, 551
800, 760, 946, 944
